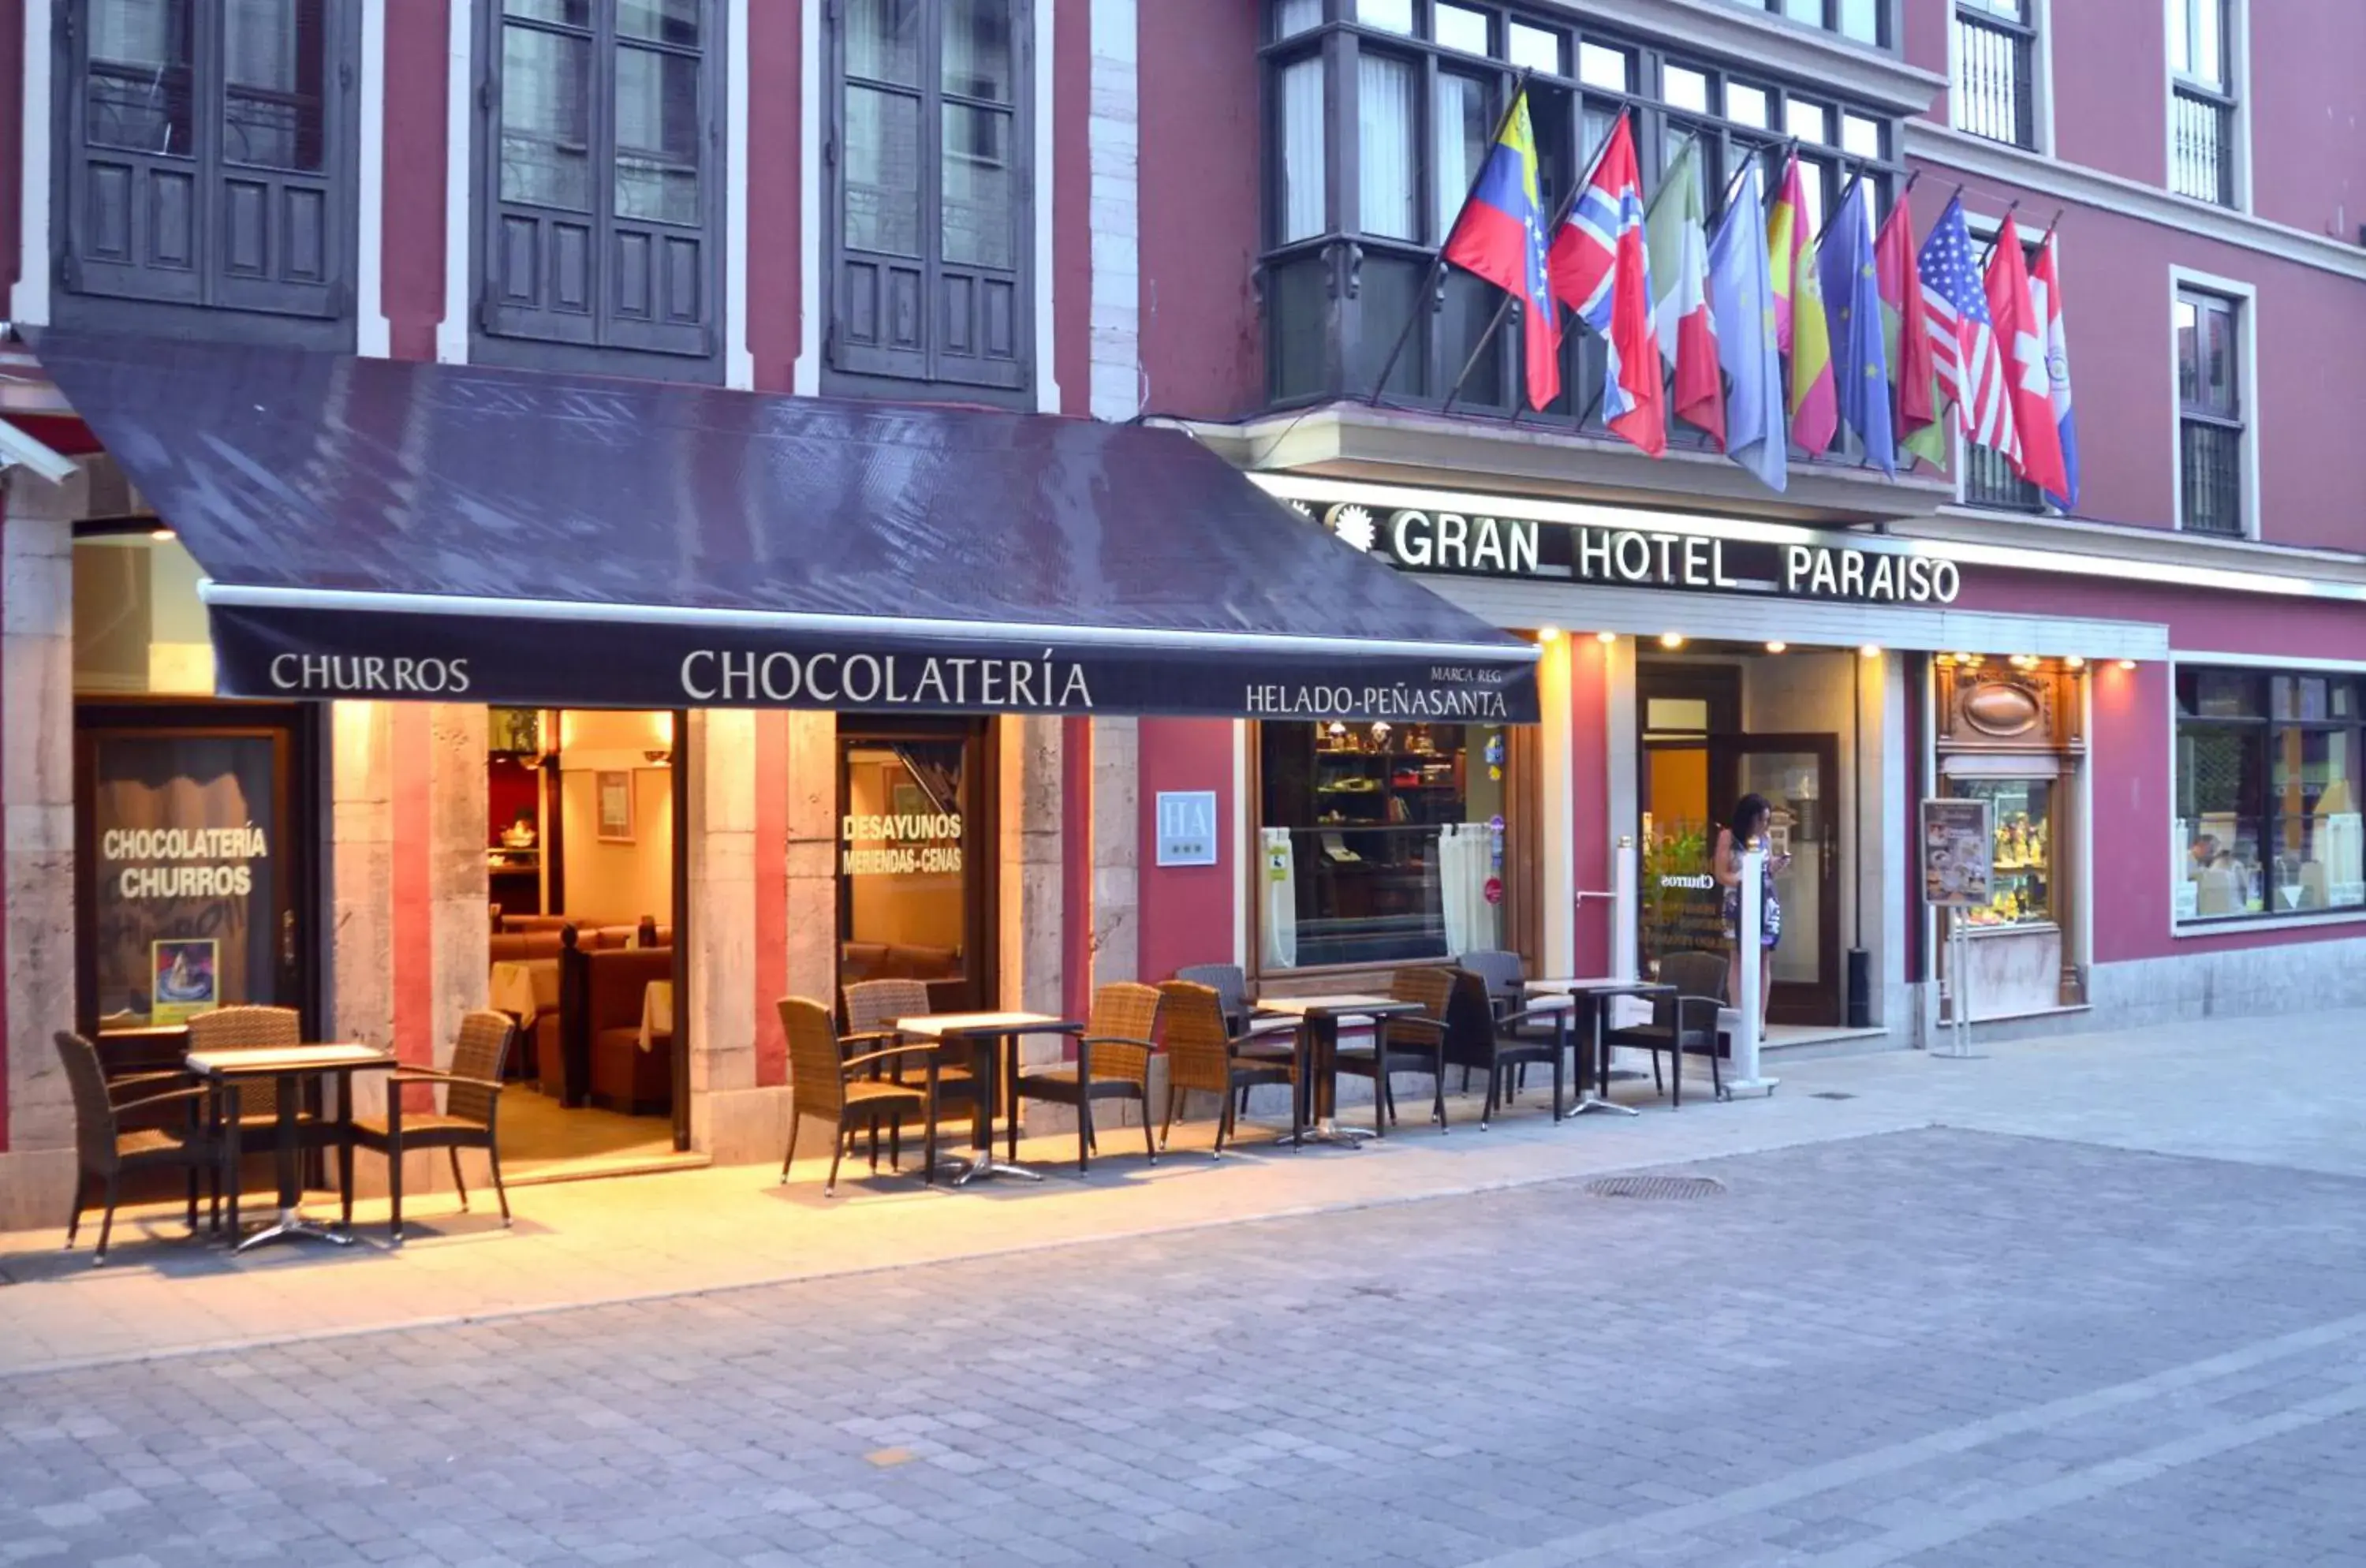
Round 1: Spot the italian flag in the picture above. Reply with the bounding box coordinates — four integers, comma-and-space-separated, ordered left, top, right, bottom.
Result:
1644, 139, 1725, 448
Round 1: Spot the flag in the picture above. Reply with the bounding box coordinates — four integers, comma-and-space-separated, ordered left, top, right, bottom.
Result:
1984, 214, 2067, 498
1644, 137, 1723, 446
1917, 194, 2017, 463
1707, 162, 1786, 492
2029, 233, 2081, 510
1774, 155, 1836, 456
1819, 177, 1893, 476
1767, 155, 1801, 352
1548, 114, 1665, 457
1875, 192, 1945, 467
1441, 89, 1561, 412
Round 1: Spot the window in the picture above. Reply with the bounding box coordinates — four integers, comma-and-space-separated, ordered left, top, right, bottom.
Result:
2175, 670, 2365, 920
479, 0, 722, 368
58, 0, 354, 332
1257, 0, 1905, 465
1951, 0, 2036, 148
1722, 0, 1889, 46
2175, 286, 2245, 536
838, 722, 994, 1011
2168, 0, 2236, 204
1957, 221, 2047, 513
1260, 721, 1512, 968
827, 0, 1032, 401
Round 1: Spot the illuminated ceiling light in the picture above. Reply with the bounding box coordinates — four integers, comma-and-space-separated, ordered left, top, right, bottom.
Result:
1595, 630, 1618, 645
2118, 659, 2138, 671
1764, 640, 1788, 654
149, 527, 175, 541
1957, 653, 1982, 666
1858, 644, 1883, 659
1659, 632, 1686, 650
2065, 655, 2087, 670
1537, 625, 1562, 642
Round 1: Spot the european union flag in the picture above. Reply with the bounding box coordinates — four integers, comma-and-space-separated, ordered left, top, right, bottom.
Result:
1819, 177, 1894, 477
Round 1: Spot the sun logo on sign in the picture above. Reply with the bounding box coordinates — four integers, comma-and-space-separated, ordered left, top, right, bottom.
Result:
1326, 503, 1378, 553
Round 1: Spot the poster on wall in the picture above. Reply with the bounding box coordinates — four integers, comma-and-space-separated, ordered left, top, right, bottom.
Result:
151, 939, 218, 1026
1920, 797, 1995, 909
90, 734, 278, 1032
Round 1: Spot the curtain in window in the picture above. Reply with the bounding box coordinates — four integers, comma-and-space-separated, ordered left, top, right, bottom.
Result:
1438, 823, 1494, 957
1260, 828, 1298, 970
1278, 56, 1326, 243
1275, 0, 1323, 37
1358, 53, 1416, 242
1433, 73, 1490, 241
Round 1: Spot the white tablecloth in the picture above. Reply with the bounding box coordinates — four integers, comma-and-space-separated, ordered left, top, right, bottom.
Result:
639, 980, 674, 1053
488, 959, 558, 1027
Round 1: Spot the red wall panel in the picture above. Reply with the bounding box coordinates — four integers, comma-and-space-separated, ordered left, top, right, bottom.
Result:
745, 2, 802, 391
380, 0, 449, 361
1136, 719, 1237, 983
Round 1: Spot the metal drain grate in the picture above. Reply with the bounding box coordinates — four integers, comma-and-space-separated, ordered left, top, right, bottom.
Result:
1586, 1174, 1726, 1200
1809, 1091, 1857, 1101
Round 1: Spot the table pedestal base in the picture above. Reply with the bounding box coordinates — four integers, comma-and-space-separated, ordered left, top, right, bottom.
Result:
235, 1207, 356, 1253
939, 1153, 1044, 1185
1566, 1093, 1640, 1118
1276, 1118, 1374, 1149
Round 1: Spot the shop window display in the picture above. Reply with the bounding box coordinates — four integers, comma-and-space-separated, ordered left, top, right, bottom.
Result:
1949, 777, 2052, 927
2174, 670, 2365, 919
1260, 721, 1510, 968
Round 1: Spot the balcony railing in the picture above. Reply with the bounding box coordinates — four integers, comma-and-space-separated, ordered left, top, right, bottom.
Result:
1951, 11, 2035, 148
2171, 87, 2234, 205
2180, 418, 2244, 536
1962, 441, 2043, 511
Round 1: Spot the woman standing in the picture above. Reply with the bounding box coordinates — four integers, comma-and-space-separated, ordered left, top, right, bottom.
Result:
1714, 793, 1788, 1030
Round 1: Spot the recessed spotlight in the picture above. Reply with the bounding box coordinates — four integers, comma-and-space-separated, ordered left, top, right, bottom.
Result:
1595, 630, 1618, 645
2065, 655, 2086, 670
1764, 640, 1787, 654
2118, 659, 2138, 671
149, 527, 175, 541
1537, 626, 1561, 642
1858, 644, 1882, 659
1659, 633, 1686, 650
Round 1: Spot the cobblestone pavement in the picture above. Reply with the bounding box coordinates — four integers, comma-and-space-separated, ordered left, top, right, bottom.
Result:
6, 1126, 2366, 1566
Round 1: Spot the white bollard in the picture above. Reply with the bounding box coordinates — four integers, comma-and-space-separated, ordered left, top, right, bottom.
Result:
1726, 838, 1780, 1097
1614, 835, 1638, 981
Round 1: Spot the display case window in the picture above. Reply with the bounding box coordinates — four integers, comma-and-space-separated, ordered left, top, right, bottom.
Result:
1259, 721, 1510, 968
2175, 667, 2365, 919
1947, 777, 2054, 927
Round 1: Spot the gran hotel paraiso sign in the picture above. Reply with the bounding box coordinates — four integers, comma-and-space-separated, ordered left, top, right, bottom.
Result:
1301, 500, 1961, 607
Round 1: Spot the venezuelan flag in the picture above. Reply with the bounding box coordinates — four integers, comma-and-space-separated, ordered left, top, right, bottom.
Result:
1443, 91, 1561, 411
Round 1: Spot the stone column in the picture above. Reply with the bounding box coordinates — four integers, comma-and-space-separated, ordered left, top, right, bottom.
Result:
782, 711, 838, 1004
999, 716, 1065, 1129
426, 704, 488, 1067
686, 707, 770, 1159
328, 700, 398, 1167
0, 468, 80, 1229
1090, 715, 1140, 987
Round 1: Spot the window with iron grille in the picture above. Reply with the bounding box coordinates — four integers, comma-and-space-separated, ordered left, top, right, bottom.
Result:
2175, 287, 2245, 536
1262, 0, 1902, 471
476, 0, 724, 375
1950, 0, 2036, 149
2168, 0, 2236, 206
825, 0, 1032, 405
55, 0, 360, 342
1955, 221, 2047, 513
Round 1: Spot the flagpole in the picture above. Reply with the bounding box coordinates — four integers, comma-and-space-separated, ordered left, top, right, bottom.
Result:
1975, 197, 2022, 269
1367, 68, 1535, 406
1814, 159, 1868, 246
1439, 106, 1635, 416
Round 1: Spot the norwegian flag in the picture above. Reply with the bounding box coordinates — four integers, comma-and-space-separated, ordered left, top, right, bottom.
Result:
1547, 114, 1666, 457
1916, 194, 2018, 464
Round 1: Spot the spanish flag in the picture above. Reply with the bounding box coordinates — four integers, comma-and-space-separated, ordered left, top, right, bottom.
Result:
1442, 90, 1562, 412
1769, 154, 1836, 456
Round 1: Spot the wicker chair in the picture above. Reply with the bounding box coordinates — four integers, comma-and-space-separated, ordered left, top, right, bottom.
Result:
1174, 962, 1298, 1112
185, 1005, 337, 1197
56, 1031, 232, 1264
1602, 950, 1728, 1105
1013, 982, 1163, 1173
1436, 968, 1569, 1127
1155, 981, 1299, 1155
343, 1010, 517, 1241
844, 977, 980, 1159
1335, 968, 1454, 1135
779, 997, 939, 1195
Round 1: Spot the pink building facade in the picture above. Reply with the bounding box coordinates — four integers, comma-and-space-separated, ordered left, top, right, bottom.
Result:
2, 0, 2362, 1223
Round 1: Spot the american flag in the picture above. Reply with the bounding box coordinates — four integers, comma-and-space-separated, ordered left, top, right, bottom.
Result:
1917, 195, 2019, 461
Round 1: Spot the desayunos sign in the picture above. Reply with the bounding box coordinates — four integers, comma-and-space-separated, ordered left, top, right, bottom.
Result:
1312, 500, 1961, 607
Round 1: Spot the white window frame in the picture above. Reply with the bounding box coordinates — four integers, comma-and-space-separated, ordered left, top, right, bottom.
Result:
2163, 0, 2251, 211
1945, 0, 2054, 156
2167, 263, 2260, 543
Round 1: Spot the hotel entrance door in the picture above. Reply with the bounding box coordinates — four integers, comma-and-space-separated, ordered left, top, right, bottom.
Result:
1641, 724, 1842, 1028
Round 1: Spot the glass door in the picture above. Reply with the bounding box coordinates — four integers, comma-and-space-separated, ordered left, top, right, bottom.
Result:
837, 719, 995, 1013
1723, 736, 1842, 1027
75, 705, 317, 1043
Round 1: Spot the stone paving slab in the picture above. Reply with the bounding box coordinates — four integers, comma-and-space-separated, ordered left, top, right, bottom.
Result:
5, 1126, 2366, 1566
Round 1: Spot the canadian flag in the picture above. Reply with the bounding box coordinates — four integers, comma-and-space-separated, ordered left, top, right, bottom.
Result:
1983, 215, 2067, 500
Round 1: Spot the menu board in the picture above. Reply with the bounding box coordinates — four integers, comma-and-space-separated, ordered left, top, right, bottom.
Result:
1920, 797, 1995, 909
